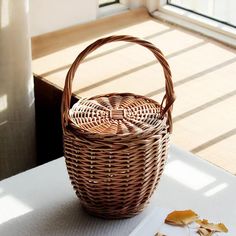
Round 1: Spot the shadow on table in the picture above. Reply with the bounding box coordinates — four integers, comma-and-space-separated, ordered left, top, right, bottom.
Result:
0, 197, 149, 236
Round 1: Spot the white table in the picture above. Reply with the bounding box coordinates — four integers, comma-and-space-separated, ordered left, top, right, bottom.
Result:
0, 146, 235, 236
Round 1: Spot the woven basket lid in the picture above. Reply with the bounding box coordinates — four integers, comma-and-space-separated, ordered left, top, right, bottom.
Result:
69, 93, 166, 135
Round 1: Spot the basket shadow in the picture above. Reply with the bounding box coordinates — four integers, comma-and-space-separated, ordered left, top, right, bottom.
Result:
0, 197, 148, 236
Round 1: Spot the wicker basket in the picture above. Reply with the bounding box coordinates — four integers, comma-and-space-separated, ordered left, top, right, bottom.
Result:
61, 35, 175, 219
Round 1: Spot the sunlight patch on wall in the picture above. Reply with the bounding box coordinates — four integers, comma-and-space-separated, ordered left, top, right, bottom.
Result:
0, 120, 8, 126
28, 76, 35, 107
1, 0, 9, 28
0, 195, 33, 224
164, 160, 216, 190
0, 94, 8, 112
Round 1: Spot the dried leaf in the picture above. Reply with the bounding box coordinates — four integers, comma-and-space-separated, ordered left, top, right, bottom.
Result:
196, 219, 228, 233
155, 233, 166, 236
197, 227, 213, 236
165, 209, 199, 226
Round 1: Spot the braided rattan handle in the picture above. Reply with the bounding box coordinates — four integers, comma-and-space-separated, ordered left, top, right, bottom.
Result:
62, 35, 175, 132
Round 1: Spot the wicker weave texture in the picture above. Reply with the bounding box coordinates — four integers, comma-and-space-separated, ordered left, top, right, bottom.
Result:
64, 128, 169, 218
61, 35, 175, 218
69, 93, 165, 135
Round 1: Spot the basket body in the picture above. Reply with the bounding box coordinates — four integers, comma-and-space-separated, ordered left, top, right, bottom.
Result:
64, 93, 170, 218
61, 36, 175, 219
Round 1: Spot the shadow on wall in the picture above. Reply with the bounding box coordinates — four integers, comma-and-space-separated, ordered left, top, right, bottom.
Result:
34, 75, 79, 165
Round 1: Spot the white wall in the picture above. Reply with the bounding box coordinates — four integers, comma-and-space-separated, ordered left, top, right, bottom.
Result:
120, 0, 145, 9
29, 0, 98, 36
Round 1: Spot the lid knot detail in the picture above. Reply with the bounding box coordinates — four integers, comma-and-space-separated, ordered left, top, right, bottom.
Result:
110, 109, 124, 120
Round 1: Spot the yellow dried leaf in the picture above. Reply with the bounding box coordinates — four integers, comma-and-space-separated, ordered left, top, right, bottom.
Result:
165, 209, 199, 226
196, 219, 228, 233
197, 227, 213, 236
155, 233, 166, 236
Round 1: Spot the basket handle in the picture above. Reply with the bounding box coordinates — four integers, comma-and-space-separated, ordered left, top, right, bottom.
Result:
61, 35, 175, 132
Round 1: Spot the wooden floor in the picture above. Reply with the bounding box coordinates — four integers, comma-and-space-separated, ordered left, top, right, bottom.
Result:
32, 8, 236, 174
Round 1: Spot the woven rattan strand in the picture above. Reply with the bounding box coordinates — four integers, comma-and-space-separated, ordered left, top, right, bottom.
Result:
61, 35, 175, 218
